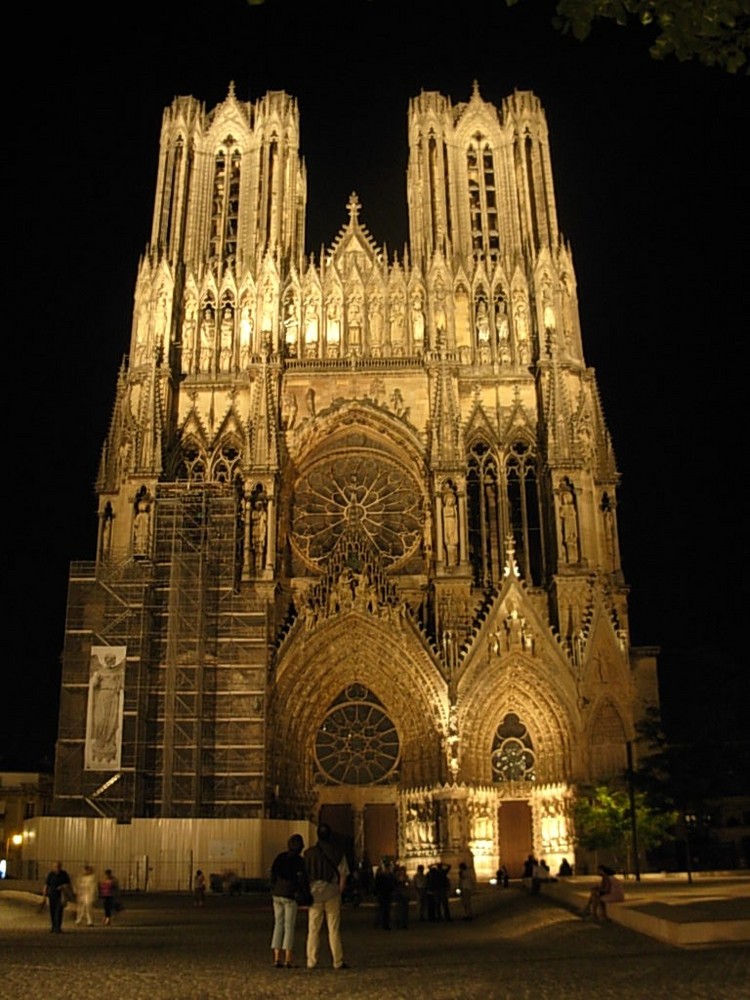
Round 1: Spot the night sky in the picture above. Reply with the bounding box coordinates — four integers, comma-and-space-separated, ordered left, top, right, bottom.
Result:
5, 0, 747, 770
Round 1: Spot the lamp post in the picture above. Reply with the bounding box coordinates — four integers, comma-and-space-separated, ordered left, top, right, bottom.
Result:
625, 741, 641, 881
684, 812, 697, 884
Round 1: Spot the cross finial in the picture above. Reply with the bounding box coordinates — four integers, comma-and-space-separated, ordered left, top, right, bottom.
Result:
347, 192, 361, 223
504, 534, 520, 578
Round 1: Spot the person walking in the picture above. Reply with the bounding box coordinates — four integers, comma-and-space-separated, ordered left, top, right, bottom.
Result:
43, 861, 72, 933
458, 861, 476, 920
303, 823, 350, 970
99, 869, 119, 925
413, 864, 428, 921
74, 865, 97, 926
434, 862, 452, 921
393, 864, 410, 930
194, 870, 206, 908
269, 833, 307, 968
373, 859, 396, 929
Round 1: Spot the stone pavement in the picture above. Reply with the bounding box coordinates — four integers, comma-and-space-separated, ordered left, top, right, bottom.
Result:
1, 884, 749, 1000
542, 874, 750, 947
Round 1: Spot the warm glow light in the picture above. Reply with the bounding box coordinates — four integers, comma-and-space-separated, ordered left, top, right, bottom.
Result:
11, 834, 23, 847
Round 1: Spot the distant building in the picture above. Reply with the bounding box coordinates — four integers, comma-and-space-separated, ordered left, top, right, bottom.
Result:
1, 772, 52, 877
51, 84, 658, 878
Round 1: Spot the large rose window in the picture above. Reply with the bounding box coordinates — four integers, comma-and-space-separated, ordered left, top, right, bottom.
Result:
291, 452, 423, 569
315, 684, 400, 785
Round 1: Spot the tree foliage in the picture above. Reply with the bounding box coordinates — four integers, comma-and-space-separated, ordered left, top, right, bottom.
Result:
574, 784, 677, 868
510, 1, 750, 73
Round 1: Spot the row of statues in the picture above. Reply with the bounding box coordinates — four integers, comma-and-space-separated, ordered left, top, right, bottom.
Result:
167, 284, 561, 372
402, 796, 497, 854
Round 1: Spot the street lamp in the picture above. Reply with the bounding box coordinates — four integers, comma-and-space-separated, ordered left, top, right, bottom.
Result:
684, 812, 697, 884
625, 741, 641, 881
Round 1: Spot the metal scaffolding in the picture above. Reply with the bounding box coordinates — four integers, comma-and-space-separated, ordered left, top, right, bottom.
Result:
55, 484, 270, 820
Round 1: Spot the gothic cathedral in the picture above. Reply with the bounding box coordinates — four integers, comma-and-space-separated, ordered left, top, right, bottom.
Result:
54, 83, 658, 878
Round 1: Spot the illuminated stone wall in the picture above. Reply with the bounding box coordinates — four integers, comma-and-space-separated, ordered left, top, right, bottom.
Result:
54, 85, 658, 878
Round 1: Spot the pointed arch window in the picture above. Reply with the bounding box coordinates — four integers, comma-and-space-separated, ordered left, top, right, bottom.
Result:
590, 702, 627, 779
211, 437, 242, 484
159, 137, 184, 253
491, 713, 536, 782
178, 439, 207, 483
315, 684, 400, 785
209, 145, 241, 265
506, 440, 543, 585
466, 134, 500, 260
467, 441, 502, 588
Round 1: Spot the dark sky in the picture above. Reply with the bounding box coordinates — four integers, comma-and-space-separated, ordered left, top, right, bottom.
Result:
5, 0, 747, 769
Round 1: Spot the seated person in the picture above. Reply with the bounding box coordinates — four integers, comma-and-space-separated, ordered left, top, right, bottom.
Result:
582, 865, 624, 921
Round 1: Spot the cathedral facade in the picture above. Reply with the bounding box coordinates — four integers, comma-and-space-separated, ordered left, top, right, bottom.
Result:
53, 83, 658, 878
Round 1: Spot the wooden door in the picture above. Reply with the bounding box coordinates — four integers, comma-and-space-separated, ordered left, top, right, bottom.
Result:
498, 801, 532, 878
364, 803, 397, 866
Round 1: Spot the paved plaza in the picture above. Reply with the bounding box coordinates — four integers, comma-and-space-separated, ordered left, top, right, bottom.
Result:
1, 885, 748, 1000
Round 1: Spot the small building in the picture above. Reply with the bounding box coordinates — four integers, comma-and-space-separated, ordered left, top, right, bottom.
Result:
0, 772, 52, 879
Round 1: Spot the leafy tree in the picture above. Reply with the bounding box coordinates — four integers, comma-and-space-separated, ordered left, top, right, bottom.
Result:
509, 1, 750, 73
574, 783, 677, 870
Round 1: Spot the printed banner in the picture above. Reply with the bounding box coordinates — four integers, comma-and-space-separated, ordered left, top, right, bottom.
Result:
84, 646, 126, 771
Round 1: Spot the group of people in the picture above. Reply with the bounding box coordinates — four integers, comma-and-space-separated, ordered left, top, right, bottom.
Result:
412, 861, 455, 922
522, 854, 573, 894
42, 861, 121, 933
373, 858, 410, 930
269, 829, 486, 969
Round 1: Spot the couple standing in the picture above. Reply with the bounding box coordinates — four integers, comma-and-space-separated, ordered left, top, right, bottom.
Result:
270, 822, 350, 970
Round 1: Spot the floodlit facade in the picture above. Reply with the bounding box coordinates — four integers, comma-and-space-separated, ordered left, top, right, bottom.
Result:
53, 83, 658, 878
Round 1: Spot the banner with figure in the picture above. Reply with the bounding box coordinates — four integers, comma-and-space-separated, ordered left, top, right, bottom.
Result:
85, 646, 126, 770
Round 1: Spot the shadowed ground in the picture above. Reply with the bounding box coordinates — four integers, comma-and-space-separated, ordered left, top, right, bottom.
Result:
1, 883, 748, 1000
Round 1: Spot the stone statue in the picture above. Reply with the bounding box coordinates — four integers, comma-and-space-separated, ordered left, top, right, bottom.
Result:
261, 284, 274, 335
181, 299, 197, 374
239, 304, 254, 366
514, 297, 530, 364
389, 293, 405, 354
433, 283, 447, 337
305, 387, 316, 418
251, 501, 267, 573
219, 305, 234, 371
133, 498, 150, 556
199, 306, 214, 372
282, 390, 298, 431
368, 294, 383, 353
476, 297, 490, 342
134, 304, 149, 365
326, 298, 341, 355
283, 298, 299, 356
442, 490, 459, 567
411, 291, 425, 350
348, 295, 363, 352
560, 489, 580, 563
423, 504, 433, 557
304, 297, 319, 356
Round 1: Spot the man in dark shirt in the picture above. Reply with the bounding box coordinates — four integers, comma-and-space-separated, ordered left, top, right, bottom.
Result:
43, 861, 72, 933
